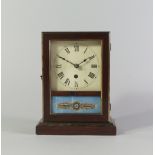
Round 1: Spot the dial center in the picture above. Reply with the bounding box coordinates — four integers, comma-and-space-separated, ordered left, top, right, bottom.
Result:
74, 74, 78, 79
74, 64, 79, 68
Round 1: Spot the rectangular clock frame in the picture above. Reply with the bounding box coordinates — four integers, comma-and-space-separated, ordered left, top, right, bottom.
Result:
36, 32, 116, 135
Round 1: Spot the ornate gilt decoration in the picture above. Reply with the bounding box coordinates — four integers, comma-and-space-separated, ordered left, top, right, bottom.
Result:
57, 101, 96, 111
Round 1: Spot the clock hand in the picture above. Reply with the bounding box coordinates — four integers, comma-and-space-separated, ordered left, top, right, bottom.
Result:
88, 55, 95, 60
78, 55, 96, 66
57, 55, 66, 61
78, 58, 87, 66
57, 55, 76, 67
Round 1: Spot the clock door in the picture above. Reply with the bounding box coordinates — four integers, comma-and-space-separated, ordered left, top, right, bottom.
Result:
50, 40, 102, 115
42, 32, 110, 122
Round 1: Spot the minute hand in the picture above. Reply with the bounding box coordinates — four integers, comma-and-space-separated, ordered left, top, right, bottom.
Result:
57, 55, 75, 66
78, 55, 95, 66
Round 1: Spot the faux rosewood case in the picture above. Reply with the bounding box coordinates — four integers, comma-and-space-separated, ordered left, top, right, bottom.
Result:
36, 32, 116, 135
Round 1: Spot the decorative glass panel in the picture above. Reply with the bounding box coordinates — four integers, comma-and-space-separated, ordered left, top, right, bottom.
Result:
51, 96, 102, 114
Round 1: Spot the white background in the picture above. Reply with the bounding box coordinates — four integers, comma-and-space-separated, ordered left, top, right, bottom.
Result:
2, 0, 153, 155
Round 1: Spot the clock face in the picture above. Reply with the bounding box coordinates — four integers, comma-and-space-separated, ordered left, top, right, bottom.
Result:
50, 40, 102, 91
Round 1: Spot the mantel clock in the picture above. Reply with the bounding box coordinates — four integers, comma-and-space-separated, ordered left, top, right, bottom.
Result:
36, 32, 116, 135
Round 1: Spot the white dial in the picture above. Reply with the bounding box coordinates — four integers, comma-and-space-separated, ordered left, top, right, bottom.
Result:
54, 44, 99, 89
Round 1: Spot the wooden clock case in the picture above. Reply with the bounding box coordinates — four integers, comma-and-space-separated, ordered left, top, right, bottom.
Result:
36, 32, 116, 135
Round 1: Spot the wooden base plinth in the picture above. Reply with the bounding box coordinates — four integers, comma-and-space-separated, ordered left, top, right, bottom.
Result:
36, 119, 116, 135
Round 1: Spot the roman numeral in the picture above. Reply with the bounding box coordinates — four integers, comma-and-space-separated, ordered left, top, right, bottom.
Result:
74, 44, 79, 51
57, 72, 64, 79
75, 81, 78, 88
89, 55, 95, 60
88, 72, 96, 79
84, 47, 87, 54
56, 64, 62, 68
64, 78, 70, 86
91, 64, 97, 68
84, 80, 88, 84
65, 48, 70, 54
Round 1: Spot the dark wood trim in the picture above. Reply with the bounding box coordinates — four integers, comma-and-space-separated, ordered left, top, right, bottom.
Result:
47, 115, 107, 122
42, 34, 51, 121
42, 32, 110, 40
51, 91, 101, 96
36, 119, 116, 135
101, 34, 110, 119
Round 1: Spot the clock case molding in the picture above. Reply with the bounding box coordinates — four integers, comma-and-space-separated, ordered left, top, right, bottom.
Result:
36, 32, 116, 135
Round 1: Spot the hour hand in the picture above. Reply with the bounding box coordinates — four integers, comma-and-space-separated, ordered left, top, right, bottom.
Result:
78, 55, 96, 66
78, 58, 87, 66
88, 55, 95, 60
